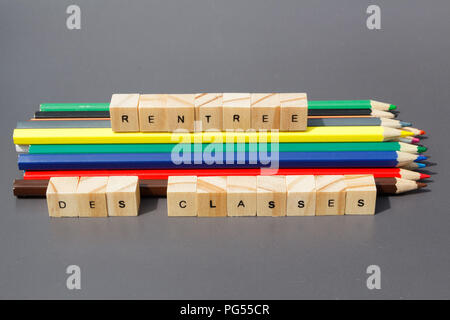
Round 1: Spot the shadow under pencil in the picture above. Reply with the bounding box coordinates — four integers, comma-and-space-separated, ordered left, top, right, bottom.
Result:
138, 198, 159, 216
375, 196, 390, 215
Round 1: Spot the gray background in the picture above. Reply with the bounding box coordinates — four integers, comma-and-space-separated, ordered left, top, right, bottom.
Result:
0, 0, 449, 299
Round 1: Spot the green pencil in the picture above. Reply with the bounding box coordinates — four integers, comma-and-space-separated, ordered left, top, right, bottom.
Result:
39, 103, 109, 112
26, 142, 426, 154
39, 99, 396, 112
309, 100, 396, 111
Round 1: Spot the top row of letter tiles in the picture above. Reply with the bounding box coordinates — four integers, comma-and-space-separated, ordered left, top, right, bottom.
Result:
109, 93, 308, 133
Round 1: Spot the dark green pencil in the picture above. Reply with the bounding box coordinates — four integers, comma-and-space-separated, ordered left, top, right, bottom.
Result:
39, 99, 396, 111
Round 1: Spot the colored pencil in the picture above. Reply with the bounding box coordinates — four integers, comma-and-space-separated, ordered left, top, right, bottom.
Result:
31, 117, 112, 121
22, 168, 430, 181
374, 177, 427, 194
18, 120, 112, 129
393, 136, 421, 144
17, 151, 423, 170
13, 127, 414, 145
22, 142, 426, 154
14, 179, 49, 197
39, 100, 396, 112
13, 179, 166, 198
29, 115, 389, 121
34, 109, 395, 119
400, 162, 427, 169
402, 127, 426, 136
309, 100, 396, 111
15, 145, 29, 153
12, 177, 426, 198
17, 118, 410, 129
39, 103, 110, 112
34, 111, 110, 119
307, 109, 395, 118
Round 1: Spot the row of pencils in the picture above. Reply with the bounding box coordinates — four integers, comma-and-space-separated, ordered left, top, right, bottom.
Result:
12, 99, 430, 197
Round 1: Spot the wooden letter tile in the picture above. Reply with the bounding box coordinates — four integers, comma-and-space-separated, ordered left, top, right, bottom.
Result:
226, 176, 257, 216
315, 175, 346, 216
256, 176, 287, 217
138, 94, 168, 132
167, 176, 197, 217
166, 94, 195, 132
222, 93, 251, 130
286, 175, 316, 216
251, 93, 280, 130
110, 94, 140, 132
344, 175, 377, 215
46, 177, 79, 217
195, 93, 223, 131
106, 176, 140, 216
196, 176, 227, 217
76, 177, 109, 217
280, 93, 308, 131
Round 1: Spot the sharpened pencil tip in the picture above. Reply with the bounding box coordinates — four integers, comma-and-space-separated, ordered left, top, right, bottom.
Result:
417, 182, 427, 189
417, 163, 426, 168
412, 137, 420, 144
420, 130, 426, 135
389, 104, 397, 110
417, 146, 427, 153
420, 173, 431, 179
415, 155, 427, 162
402, 130, 415, 137
400, 121, 412, 127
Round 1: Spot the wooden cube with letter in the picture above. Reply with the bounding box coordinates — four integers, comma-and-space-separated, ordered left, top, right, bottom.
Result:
256, 175, 287, 217
226, 176, 257, 216
222, 93, 251, 130
196, 176, 227, 217
110, 94, 140, 132
195, 93, 223, 131
167, 176, 198, 217
315, 175, 346, 216
286, 175, 316, 216
76, 177, 109, 217
251, 93, 280, 130
106, 176, 140, 216
138, 94, 168, 132
46, 177, 80, 217
344, 175, 377, 215
166, 94, 195, 132
280, 93, 308, 131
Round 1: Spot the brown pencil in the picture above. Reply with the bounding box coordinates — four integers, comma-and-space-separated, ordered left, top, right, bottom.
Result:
13, 179, 166, 198
374, 177, 427, 194
13, 177, 427, 198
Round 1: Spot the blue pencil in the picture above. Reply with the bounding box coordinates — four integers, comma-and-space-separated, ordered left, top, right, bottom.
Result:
18, 151, 424, 170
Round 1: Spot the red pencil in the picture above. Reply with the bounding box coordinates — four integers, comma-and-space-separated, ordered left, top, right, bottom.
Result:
23, 168, 429, 181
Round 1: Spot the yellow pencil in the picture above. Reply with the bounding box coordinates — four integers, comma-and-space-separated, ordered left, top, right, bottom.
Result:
13, 127, 414, 144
